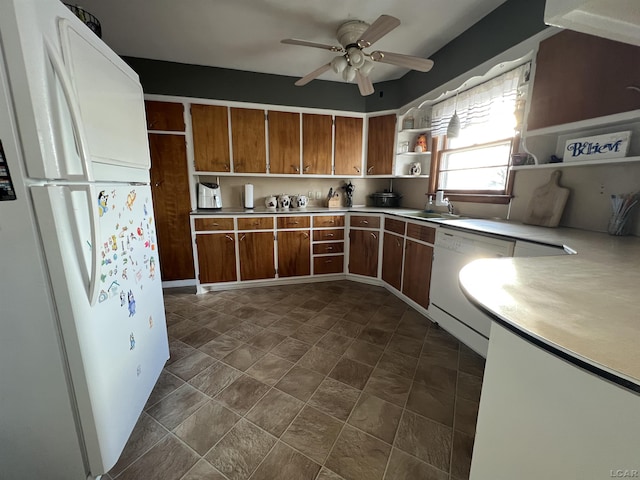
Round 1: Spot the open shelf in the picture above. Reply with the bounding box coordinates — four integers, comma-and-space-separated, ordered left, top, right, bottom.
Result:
512, 155, 640, 170
396, 151, 432, 156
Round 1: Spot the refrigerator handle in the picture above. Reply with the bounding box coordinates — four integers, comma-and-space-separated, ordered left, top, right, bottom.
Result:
85, 185, 101, 305
44, 39, 94, 182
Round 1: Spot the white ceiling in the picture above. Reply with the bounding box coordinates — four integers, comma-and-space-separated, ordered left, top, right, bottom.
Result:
75, 0, 509, 84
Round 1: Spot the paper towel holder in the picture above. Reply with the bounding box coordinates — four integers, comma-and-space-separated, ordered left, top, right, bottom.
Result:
244, 183, 254, 209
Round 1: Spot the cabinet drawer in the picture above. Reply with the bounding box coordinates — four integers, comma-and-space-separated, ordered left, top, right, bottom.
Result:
406, 223, 436, 244
313, 242, 344, 255
385, 218, 406, 235
313, 229, 345, 241
350, 215, 380, 228
313, 215, 345, 228
194, 217, 234, 231
277, 216, 311, 229
314, 255, 344, 274
237, 217, 274, 230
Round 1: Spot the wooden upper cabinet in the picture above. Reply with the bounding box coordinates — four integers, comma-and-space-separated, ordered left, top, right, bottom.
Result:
268, 111, 300, 174
366, 114, 396, 175
191, 104, 230, 172
527, 30, 640, 130
335, 116, 363, 175
302, 113, 332, 175
145, 101, 185, 131
231, 107, 267, 173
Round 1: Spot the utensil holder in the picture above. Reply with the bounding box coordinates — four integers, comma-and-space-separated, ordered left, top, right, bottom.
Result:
608, 213, 632, 236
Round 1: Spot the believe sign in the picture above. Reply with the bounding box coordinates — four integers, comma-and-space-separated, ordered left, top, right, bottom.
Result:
564, 131, 631, 162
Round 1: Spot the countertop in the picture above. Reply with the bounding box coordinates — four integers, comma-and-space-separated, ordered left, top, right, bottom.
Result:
192, 206, 640, 391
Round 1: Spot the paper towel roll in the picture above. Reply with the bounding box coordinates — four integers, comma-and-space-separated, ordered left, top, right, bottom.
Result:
244, 184, 254, 209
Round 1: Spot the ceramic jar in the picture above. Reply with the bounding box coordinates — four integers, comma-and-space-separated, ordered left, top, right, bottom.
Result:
410, 162, 422, 176
264, 195, 277, 209
293, 194, 308, 209
277, 194, 291, 209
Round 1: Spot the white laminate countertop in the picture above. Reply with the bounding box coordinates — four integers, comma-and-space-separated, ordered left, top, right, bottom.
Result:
191, 206, 640, 391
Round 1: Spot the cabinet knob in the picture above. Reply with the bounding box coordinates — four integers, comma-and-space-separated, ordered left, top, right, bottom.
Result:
240, 234, 246, 241
354, 166, 361, 173
304, 165, 310, 172
303, 232, 309, 239
292, 165, 300, 172
224, 164, 230, 171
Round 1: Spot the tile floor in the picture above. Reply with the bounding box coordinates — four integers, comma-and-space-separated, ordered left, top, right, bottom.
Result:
104, 281, 485, 480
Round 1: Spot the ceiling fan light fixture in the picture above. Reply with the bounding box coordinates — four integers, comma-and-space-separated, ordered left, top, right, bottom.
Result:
347, 47, 365, 69
331, 55, 348, 73
343, 65, 357, 82
360, 60, 375, 77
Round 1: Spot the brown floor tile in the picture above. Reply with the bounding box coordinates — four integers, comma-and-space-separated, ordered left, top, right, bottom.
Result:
245, 388, 304, 437
387, 334, 423, 358
216, 374, 270, 415
145, 370, 184, 409
384, 448, 448, 480
329, 358, 373, 390
344, 340, 384, 367
307, 313, 339, 330
268, 318, 304, 336
173, 400, 240, 455
245, 354, 293, 385
270, 337, 311, 362
147, 384, 208, 430
297, 346, 340, 375
199, 335, 242, 359
454, 397, 480, 436
222, 344, 267, 371
316, 332, 353, 355
308, 378, 360, 421
457, 372, 483, 402
348, 393, 402, 444
458, 350, 485, 377
207, 313, 244, 333
232, 305, 264, 321
275, 365, 324, 401
205, 419, 276, 480
166, 351, 216, 381
206, 298, 243, 314
249, 441, 321, 480
246, 330, 287, 352
300, 298, 328, 311
364, 369, 412, 407
317, 468, 346, 480
368, 315, 400, 333
168, 319, 202, 340
167, 339, 196, 366
116, 434, 198, 480
330, 319, 363, 338
357, 327, 392, 347
421, 341, 460, 369
377, 351, 418, 379
245, 311, 282, 328
290, 324, 327, 344
189, 362, 242, 397
285, 307, 318, 322
180, 327, 221, 348
182, 460, 227, 480
451, 431, 474, 480
406, 382, 455, 427
414, 362, 457, 396
425, 328, 460, 351
325, 425, 391, 480
227, 322, 265, 342
343, 309, 376, 326
108, 413, 166, 477
395, 410, 452, 472
281, 406, 343, 464
395, 311, 430, 339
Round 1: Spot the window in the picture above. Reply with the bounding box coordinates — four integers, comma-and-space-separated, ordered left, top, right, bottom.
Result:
430, 64, 528, 202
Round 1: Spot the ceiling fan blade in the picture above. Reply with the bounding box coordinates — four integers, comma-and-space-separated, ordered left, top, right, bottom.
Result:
370, 51, 434, 72
356, 71, 375, 96
357, 15, 401, 48
295, 63, 332, 86
281, 38, 343, 52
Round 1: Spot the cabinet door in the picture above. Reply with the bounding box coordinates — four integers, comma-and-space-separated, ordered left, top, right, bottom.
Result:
196, 233, 237, 283
191, 104, 230, 172
145, 101, 185, 131
302, 113, 332, 175
335, 116, 363, 175
382, 232, 404, 290
238, 232, 275, 280
278, 230, 311, 277
149, 134, 195, 281
349, 229, 379, 277
231, 108, 267, 173
402, 240, 433, 308
268, 111, 300, 174
366, 114, 396, 175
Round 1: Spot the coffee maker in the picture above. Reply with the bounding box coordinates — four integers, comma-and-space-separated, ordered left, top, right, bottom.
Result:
198, 181, 222, 209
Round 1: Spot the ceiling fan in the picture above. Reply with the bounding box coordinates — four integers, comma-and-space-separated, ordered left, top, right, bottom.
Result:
281, 14, 434, 96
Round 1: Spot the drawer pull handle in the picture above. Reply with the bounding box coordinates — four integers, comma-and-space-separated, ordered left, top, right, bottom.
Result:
289, 221, 299, 225
252, 222, 259, 226
327, 246, 333, 250
225, 234, 234, 241
329, 220, 335, 223
212, 222, 219, 226
354, 166, 361, 173
360, 220, 369, 225
325, 259, 333, 263
326, 233, 334, 237
367, 166, 374, 174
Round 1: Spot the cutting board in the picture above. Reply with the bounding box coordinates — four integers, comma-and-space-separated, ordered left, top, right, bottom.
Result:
522, 170, 570, 227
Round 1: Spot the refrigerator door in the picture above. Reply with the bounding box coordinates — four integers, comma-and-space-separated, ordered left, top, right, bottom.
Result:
31, 183, 169, 475
0, 0, 149, 183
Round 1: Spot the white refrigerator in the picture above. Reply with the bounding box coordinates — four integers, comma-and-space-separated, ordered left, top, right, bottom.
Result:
0, 0, 169, 478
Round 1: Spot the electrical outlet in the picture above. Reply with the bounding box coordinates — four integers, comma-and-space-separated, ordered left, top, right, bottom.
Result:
308, 191, 313, 199
316, 191, 321, 200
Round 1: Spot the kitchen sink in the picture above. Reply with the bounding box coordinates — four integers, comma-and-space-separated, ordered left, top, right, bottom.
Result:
404, 211, 464, 219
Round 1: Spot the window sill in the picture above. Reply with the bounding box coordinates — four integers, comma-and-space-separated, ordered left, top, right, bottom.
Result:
440, 193, 512, 205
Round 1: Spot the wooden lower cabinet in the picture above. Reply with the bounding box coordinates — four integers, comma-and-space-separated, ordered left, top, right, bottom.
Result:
196, 233, 237, 283
382, 232, 404, 290
149, 134, 195, 281
349, 229, 379, 277
238, 231, 275, 280
402, 239, 433, 308
278, 230, 311, 277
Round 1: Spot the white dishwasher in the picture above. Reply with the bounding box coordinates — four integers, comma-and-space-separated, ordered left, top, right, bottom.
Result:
429, 228, 515, 357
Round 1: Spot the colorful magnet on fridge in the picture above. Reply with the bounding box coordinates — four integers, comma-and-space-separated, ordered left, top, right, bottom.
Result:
129, 332, 135, 350
97, 190, 108, 217
127, 290, 136, 317
98, 290, 108, 303
126, 190, 136, 210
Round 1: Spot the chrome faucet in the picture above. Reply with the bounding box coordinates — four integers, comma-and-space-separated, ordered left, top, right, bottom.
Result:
445, 198, 454, 214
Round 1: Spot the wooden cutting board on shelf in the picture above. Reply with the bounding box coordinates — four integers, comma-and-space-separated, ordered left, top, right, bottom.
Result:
522, 170, 570, 227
